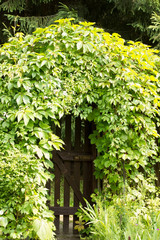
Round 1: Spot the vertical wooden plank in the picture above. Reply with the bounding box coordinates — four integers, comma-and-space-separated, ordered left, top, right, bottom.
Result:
73, 161, 80, 233
84, 120, 92, 153
75, 117, 81, 150
63, 161, 70, 233
83, 161, 92, 202
54, 162, 61, 233
73, 117, 81, 232
65, 115, 71, 151
83, 120, 93, 202
63, 115, 71, 233
56, 125, 61, 138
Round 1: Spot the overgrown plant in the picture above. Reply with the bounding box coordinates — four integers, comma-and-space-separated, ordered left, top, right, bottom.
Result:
76, 177, 160, 240
0, 18, 160, 198
0, 146, 55, 240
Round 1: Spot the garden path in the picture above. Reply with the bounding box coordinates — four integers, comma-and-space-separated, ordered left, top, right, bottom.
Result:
57, 234, 80, 240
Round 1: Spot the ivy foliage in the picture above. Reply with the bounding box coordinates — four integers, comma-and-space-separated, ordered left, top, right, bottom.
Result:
0, 19, 160, 194
0, 144, 55, 239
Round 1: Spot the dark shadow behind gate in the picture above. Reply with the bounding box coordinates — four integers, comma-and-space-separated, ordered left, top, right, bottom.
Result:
47, 115, 96, 236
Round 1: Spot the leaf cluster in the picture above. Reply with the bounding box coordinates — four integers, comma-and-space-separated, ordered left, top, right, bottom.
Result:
0, 147, 55, 240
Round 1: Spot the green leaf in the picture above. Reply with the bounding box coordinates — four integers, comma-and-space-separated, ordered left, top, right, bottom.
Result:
33, 219, 53, 240
16, 95, 23, 105
52, 142, 61, 150
42, 150, 51, 160
7, 213, 15, 221
46, 160, 53, 168
17, 112, 23, 122
41, 60, 47, 67
77, 41, 83, 50
23, 113, 30, 126
10, 233, 17, 239
0, 217, 8, 227
8, 83, 13, 90
39, 122, 50, 130
35, 146, 43, 159
35, 112, 43, 120
26, 112, 35, 121
23, 95, 30, 104
0, 211, 4, 216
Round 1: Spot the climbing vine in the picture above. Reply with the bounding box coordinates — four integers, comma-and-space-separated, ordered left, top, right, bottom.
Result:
0, 18, 160, 196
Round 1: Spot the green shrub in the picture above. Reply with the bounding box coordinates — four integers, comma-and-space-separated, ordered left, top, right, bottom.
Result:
77, 177, 160, 240
0, 148, 55, 240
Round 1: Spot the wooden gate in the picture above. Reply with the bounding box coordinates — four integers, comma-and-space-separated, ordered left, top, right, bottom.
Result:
47, 115, 96, 236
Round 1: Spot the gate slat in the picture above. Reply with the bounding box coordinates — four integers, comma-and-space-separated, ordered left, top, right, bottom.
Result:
65, 115, 71, 151
83, 161, 92, 201
73, 161, 80, 233
84, 120, 92, 153
75, 117, 81, 150
73, 117, 81, 232
63, 161, 70, 233
54, 163, 61, 233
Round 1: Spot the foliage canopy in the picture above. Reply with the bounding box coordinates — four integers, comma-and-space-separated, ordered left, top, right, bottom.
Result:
0, 18, 160, 194
1, 0, 160, 46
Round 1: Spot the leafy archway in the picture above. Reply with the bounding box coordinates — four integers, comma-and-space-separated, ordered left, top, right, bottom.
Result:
0, 18, 160, 239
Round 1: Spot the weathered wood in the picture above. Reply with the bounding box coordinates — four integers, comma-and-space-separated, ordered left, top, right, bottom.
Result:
73, 161, 80, 234
51, 207, 78, 215
73, 155, 93, 161
50, 115, 96, 236
83, 161, 92, 201
54, 163, 61, 233
58, 151, 93, 161
63, 161, 70, 233
65, 115, 71, 151
84, 120, 92, 153
75, 117, 81, 150
52, 151, 86, 206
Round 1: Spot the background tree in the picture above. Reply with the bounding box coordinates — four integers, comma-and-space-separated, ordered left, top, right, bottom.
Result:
0, 0, 86, 43
1, 0, 160, 46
